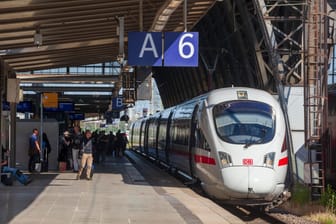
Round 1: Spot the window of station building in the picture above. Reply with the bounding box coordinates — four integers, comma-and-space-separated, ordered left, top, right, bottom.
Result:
33, 67, 67, 74
25, 62, 122, 76
69, 65, 102, 74
104, 61, 121, 75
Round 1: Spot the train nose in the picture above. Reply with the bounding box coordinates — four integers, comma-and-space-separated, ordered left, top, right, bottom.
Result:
221, 166, 276, 198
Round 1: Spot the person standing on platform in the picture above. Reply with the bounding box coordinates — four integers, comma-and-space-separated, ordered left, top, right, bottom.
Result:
107, 131, 115, 156
41, 132, 51, 172
72, 126, 83, 172
115, 130, 122, 157
59, 131, 72, 170
77, 130, 93, 180
28, 128, 41, 172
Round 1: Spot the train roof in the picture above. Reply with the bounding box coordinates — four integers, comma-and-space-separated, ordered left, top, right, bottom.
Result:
137, 87, 279, 121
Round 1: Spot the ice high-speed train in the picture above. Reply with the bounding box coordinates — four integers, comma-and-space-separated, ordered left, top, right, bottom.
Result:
129, 87, 290, 207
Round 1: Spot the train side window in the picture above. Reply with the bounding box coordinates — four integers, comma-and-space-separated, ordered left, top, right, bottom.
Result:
196, 129, 211, 151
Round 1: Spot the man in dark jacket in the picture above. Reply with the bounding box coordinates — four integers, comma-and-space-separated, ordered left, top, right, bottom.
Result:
72, 126, 83, 172
59, 131, 72, 170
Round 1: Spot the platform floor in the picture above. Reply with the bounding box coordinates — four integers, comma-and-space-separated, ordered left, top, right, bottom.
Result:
0, 150, 244, 224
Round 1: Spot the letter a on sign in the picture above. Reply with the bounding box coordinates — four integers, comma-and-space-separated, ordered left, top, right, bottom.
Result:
128, 32, 162, 66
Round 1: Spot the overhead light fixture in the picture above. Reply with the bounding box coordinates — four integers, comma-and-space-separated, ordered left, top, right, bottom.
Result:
64, 91, 113, 96
34, 27, 42, 47
0, 50, 8, 56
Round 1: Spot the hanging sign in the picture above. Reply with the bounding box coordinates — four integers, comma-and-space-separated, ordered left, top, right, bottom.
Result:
112, 97, 123, 110
164, 32, 198, 67
128, 31, 198, 67
42, 92, 58, 108
128, 32, 162, 66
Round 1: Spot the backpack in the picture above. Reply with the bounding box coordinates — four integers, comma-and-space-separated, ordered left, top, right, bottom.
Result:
1, 174, 13, 186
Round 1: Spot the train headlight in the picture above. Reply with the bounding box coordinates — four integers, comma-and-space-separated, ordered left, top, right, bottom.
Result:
218, 151, 232, 168
263, 152, 275, 168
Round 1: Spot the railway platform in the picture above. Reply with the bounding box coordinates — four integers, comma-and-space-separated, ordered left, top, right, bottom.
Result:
0, 150, 243, 224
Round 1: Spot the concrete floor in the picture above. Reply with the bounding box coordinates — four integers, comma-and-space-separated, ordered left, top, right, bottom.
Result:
0, 152, 243, 224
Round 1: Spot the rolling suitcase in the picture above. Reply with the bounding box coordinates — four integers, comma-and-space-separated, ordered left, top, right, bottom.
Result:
59, 161, 66, 172
79, 164, 94, 179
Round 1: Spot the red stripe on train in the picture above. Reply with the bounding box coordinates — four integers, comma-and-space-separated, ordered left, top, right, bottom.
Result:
194, 155, 216, 165
278, 157, 288, 166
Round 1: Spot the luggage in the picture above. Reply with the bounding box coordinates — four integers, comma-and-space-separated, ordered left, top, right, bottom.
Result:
1, 173, 13, 186
79, 164, 94, 179
14, 170, 32, 185
59, 162, 66, 172
35, 162, 41, 172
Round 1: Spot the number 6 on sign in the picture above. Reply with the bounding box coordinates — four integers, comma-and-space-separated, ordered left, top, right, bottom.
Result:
179, 33, 195, 59
164, 32, 198, 67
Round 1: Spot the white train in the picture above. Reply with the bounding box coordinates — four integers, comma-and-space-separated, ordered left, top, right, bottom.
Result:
129, 87, 290, 208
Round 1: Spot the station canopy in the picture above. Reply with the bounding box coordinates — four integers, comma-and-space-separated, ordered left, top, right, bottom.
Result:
0, 0, 216, 114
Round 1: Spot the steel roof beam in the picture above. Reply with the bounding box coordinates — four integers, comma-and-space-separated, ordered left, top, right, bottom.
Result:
21, 86, 113, 92
18, 74, 119, 83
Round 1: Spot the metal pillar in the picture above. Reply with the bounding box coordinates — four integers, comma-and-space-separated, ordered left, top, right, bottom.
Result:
114, 16, 125, 98
253, 0, 306, 189
200, 51, 221, 91
6, 71, 17, 168
9, 102, 16, 167
255, 0, 306, 85
304, 0, 330, 199
0, 60, 4, 161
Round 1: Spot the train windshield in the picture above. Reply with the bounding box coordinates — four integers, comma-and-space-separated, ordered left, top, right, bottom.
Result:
213, 101, 275, 145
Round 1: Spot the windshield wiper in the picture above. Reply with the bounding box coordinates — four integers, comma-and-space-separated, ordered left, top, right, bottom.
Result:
244, 129, 266, 148
244, 141, 255, 148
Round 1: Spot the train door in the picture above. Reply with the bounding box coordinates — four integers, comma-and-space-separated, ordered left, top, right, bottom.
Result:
129, 122, 135, 148
188, 105, 199, 177
165, 111, 174, 165
139, 120, 146, 152
155, 115, 161, 160
144, 119, 150, 155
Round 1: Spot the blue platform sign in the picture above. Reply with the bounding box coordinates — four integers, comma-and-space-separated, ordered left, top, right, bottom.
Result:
112, 97, 123, 110
128, 32, 162, 66
164, 32, 198, 67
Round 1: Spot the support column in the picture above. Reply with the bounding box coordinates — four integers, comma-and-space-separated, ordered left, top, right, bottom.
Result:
9, 101, 16, 167
0, 60, 4, 158
7, 71, 17, 167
